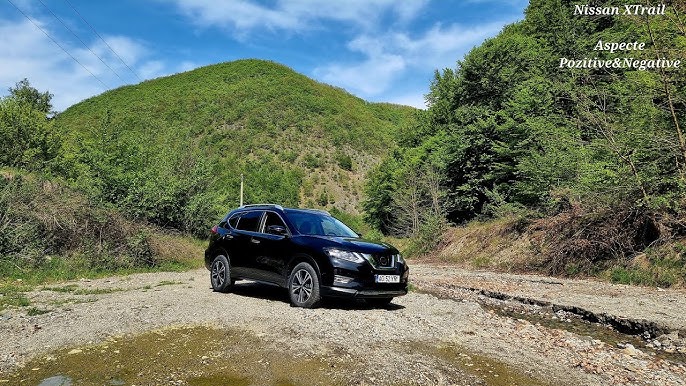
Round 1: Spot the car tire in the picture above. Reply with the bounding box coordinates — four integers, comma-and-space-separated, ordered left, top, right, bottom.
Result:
288, 262, 321, 308
367, 297, 393, 307
210, 254, 232, 293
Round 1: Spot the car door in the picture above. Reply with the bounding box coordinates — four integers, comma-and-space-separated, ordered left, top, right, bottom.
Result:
251, 211, 291, 286
231, 210, 264, 279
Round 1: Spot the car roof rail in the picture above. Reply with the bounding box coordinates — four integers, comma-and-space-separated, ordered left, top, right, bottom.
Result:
240, 204, 284, 211
296, 208, 331, 216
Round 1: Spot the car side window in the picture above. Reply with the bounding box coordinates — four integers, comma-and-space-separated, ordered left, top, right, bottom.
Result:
227, 214, 240, 228
235, 211, 263, 232
262, 211, 286, 233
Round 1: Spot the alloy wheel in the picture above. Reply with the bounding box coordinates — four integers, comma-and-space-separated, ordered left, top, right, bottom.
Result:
291, 269, 313, 303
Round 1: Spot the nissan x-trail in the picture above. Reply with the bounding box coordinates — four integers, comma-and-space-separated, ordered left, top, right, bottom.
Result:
205, 204, 409, 308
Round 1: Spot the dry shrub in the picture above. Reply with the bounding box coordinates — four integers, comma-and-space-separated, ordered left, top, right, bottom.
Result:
1, 173, 154, 269
529, 202, 661, 276
429, 217, 536, 271
147, 231, 205, 265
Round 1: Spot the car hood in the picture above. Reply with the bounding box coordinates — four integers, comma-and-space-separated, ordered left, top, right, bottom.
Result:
301, 235, 397, 254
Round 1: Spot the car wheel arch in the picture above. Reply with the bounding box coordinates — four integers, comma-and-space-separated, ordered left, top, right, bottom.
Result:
287, 253, 322, 281
208, 247, 231, 265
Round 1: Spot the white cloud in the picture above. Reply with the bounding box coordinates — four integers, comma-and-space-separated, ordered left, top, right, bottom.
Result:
165, 0, 429, 35
385, 92, 428, 109
313, 21, 508, 99
315, 53, 405, 96
137, 60, 165, 79
0, 17, 182, 111
178, 61, 200, 73
163, 0, 512, 103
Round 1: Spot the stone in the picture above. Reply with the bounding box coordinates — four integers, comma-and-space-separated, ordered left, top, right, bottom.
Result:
621, 344, 642, 357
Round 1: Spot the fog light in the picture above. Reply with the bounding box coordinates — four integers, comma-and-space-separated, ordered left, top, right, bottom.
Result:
333, 275, 353, 285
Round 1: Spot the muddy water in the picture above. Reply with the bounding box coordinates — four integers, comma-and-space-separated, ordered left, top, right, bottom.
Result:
3, 325, 553, 386
4, 326, 345, 386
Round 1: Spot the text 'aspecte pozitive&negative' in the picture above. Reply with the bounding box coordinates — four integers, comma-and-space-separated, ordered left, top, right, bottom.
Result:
559, 3, 681, 71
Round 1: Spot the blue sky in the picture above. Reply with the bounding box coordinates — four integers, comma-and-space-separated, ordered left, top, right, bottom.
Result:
1, 0, 528, 111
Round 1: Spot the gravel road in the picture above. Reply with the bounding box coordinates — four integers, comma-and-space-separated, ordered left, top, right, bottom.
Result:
1, 263, 685, 385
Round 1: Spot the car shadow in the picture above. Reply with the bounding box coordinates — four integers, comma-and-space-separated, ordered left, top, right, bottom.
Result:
217, 280, 405, 311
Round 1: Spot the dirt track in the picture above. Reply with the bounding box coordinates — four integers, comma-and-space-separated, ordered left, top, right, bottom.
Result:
1, 263, 685, 385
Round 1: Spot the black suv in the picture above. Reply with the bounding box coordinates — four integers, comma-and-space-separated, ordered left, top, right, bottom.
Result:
205, 204, 409, 308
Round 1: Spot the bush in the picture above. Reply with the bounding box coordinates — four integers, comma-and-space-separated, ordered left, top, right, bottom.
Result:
335, 151, 353, 171
303, 153, 323, 169
404, 214, 449, 257
0, 172, 159, 273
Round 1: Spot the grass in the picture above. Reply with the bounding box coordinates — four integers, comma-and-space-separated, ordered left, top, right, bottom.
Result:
42, 285, 127, 295
156, 280, 184, 287
0, 255, 201, 286
0, 232, 204, 312
48, 298, 97, 307
27, 307, 50, 316
0, 287, 31, 311
601, 240, 686, 288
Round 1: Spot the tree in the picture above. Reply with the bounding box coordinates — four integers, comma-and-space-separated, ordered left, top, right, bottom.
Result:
8, 78, 53, 115
0, 80, 59, 169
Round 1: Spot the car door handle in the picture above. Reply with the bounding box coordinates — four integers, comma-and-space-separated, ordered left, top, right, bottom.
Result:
250, 238, 260, 244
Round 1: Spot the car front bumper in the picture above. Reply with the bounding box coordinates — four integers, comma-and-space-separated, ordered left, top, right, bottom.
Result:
321, 285, 408, 298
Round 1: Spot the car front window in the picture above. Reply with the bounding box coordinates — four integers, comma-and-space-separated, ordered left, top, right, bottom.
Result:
286, 211, 358, 237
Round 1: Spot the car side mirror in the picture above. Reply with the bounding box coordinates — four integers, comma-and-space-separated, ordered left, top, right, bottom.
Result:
267, 225, 289, 237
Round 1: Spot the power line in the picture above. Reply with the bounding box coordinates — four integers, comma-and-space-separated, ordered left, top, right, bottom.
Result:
6, 0, 109, 90
37, 0, 126, 83
63, 0, 142, 82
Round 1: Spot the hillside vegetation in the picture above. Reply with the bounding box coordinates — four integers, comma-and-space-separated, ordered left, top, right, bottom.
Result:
365, 0, 686, 286
1, 60, 415, 287
55, 59, 416, 236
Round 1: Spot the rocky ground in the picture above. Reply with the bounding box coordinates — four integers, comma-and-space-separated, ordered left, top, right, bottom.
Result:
0, 262, 685, 385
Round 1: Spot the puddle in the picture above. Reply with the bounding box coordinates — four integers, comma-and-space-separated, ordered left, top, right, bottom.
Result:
37, 375, 72, 386
3, 326, 347, 386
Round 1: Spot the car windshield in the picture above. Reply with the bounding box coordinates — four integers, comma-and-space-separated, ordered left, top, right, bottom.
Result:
286, 211, 358, 237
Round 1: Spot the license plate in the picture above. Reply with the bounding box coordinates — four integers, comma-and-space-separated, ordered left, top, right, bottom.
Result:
375, 274, 400, 283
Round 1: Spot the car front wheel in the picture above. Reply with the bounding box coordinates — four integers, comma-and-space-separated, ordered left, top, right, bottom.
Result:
288, 262, 321, 308
210, 254, 232, 293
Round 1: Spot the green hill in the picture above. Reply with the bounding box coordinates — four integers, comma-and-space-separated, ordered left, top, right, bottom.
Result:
55, 59, 417, 236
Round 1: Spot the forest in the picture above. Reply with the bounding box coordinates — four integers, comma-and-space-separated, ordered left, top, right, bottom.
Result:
363, 0, 686, 285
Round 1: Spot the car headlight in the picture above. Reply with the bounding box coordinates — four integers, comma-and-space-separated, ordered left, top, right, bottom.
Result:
394, 253, 405, 265
325, 248, 365, 263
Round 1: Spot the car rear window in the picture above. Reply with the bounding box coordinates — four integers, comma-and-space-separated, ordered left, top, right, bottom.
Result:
227, 214, 240, 228
236, 211, 263, 232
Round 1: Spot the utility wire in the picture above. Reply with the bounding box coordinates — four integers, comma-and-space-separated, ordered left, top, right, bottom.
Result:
6, 0, 109, 90
37, 0, 126, 83
63, 0, 142, 82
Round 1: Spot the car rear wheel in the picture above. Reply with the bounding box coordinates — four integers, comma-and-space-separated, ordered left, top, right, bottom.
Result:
210, 254, 232, 293
288, 262, 321, 308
